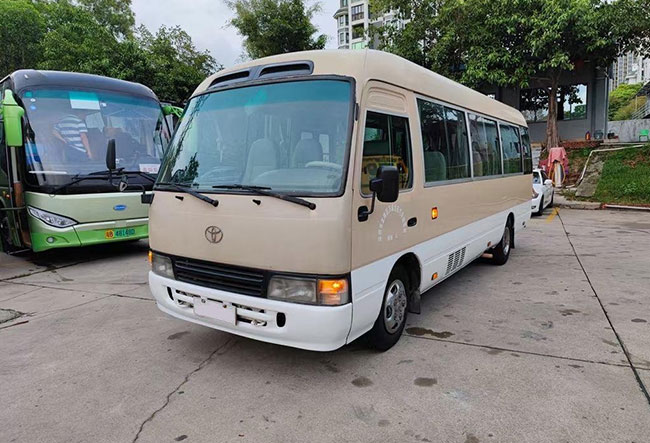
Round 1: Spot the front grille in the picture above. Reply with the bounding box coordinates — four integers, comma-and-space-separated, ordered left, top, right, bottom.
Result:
172, 257, 266, 297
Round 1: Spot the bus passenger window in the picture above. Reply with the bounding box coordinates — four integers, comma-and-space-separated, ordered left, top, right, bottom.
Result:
417, 99, 470, 182
520, 127, 533, 173
361, 111, 413, 194
469, 114, 502, 177
500, 124, 523, 173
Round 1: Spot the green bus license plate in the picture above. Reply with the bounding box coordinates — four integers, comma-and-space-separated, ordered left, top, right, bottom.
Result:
105, 228, 136, 239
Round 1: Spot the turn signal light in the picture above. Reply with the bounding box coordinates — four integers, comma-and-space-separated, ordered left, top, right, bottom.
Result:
431, 207, 439, 219
318, 279, 349, 305
148, 250, 153, 264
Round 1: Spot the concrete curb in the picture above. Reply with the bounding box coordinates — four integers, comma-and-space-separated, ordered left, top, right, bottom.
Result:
554, 194, 602, 210
555, 194, 650, 212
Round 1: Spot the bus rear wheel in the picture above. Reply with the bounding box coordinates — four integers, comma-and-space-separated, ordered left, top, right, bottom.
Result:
491, 222, 512, 266
367, 267, 409, 351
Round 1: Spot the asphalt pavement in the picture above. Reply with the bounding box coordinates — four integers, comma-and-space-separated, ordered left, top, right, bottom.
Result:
1, 208, 649, 443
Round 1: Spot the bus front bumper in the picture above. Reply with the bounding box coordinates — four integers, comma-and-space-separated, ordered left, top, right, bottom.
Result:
29, 217, 149, 252
149, 272, 353, 352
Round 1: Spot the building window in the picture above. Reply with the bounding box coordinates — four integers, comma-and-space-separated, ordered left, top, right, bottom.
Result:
340, 0, 348, 7
338, 31, 349, 45
361, 111, 413, 194
352, 24, 364, 40
351, 41, 366, 50
351, 4, 364, 21
468, 114, 502, 177
338, 15, 348, 27
417, 99, 470, 182
520, 84, 588, 122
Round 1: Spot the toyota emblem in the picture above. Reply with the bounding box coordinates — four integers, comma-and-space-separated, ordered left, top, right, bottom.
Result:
205, 226, 223, 244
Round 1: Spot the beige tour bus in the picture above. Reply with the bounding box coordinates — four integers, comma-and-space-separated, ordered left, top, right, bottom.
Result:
147, 50, 532, 351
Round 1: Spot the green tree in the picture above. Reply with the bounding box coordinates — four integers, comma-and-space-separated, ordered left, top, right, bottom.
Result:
136, 26, 220, 103
0, 0, 45, 78
228, 0, 326, 59
373, 0, 650, 149
77, 0, 136, 39
37, 0, 119, 75
609, 83, 643, 120
612, 95, 647, 121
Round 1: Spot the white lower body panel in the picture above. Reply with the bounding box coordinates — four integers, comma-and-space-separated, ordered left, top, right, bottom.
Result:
149, 272, 352, 351
348, 201, 530, 343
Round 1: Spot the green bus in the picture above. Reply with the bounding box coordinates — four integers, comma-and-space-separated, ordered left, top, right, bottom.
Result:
0, 70, 178, 253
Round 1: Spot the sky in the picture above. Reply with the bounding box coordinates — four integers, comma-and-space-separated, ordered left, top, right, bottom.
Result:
131, 0, 338, 68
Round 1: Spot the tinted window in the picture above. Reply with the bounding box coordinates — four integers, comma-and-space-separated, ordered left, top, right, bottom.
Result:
469, 114, 501, 176
500, 124, 522, 174
418, 99, 470, 182
361, 111, 412, 194
521, 127, 533, 173
533, 172, 541, 184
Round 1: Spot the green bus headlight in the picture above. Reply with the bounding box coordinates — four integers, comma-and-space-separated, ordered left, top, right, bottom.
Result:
28, 206, 77, 228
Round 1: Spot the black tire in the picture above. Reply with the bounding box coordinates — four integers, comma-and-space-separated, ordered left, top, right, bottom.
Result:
535, 196, 544, 216
491, 222, 513, 266
367, 267, 409, 351
1, 214, 16, 254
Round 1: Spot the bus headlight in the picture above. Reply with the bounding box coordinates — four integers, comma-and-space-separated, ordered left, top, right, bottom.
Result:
28, 206, 77, 228
151, 252, 174, 279
268, 276, 349, 305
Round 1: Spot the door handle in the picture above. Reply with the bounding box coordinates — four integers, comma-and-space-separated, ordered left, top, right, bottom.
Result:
407, 217, 417, 227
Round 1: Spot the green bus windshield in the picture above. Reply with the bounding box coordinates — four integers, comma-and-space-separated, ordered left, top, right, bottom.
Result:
21, 88, 170, 184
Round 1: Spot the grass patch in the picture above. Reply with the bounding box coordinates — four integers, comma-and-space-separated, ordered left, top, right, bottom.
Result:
592, 145, 650, 205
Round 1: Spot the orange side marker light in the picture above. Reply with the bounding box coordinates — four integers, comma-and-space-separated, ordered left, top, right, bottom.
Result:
431, 207, 438, 220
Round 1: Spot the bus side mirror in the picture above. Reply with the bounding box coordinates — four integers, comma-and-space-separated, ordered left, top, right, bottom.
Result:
106, 139, 116, 171
1, 91, 25, 147
358, 166, 400, 222
374, 166, 399, 203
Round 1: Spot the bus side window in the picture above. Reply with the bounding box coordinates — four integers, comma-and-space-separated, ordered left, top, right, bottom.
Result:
469, 113, 502, 177
361, 111, 413, 194
520, 127, 533, 173
500, 124, 523, 174
417, 98, 471, 182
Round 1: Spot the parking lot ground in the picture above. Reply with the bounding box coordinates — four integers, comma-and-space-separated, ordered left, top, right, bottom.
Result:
1, 208, 649, 443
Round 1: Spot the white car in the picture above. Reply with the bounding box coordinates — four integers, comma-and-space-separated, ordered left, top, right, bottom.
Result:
532, 168, 554, 215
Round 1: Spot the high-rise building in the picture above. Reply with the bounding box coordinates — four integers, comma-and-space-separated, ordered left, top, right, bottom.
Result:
333, 0, 404, 50
610, 52, 650, 91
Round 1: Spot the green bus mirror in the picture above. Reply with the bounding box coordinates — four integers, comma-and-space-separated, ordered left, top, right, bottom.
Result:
2, 90, 25, 147
162, 104, 183, 119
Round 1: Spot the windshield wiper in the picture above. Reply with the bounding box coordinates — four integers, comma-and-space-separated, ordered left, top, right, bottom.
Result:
156, 182, 219, 207
211, 184, 316, 210
49, 170, 116, 195
48, 169, 154, 195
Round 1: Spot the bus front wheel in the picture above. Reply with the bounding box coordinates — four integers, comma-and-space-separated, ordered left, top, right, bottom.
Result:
367, 267, 409, 351
0, 214, 15, 253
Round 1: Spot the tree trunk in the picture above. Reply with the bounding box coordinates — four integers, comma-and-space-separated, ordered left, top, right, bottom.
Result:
545, 76, 560, 150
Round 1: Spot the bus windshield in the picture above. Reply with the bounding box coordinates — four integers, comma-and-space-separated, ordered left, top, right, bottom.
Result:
22, 88, 170, 185
158, 79, 352, 195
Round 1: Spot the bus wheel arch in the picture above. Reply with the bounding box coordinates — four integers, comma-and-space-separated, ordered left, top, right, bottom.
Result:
393, 252, 421, 314
507, 212, 515, 249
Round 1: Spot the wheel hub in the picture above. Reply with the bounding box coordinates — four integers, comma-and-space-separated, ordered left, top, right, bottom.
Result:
383, 279, 407, 333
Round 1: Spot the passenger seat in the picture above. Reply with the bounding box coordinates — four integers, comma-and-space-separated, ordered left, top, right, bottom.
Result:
292, 139, 323, 167
244, 139, 278, 182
